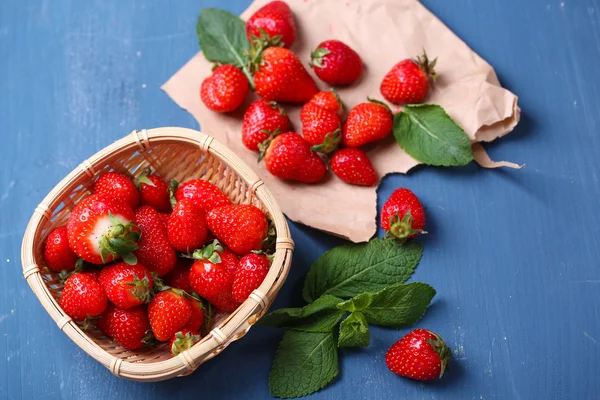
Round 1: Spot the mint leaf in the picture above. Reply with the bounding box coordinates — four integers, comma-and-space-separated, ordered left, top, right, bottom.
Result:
258, 295, 345, 332
338, 312, 370, 348
269, 330, 338, 398
196, 9, 249, 66
337, 292, 373, 312
362, 282, 436, 327
302, 239, 423, 303
393, 104, 474, 166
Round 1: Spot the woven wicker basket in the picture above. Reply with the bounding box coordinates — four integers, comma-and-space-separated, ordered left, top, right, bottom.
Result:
21, 127, 294, 382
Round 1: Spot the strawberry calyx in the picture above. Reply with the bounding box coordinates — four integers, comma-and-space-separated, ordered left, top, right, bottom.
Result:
385, 211, 426, 242
134, 168, 155, 190
328, 88, 345, 115
246, 29, 283, 83
266, 101, 286, 116
98, 212, 140, 265
142, 329, 158, 348
126, 274, 153, 303
81, 315, 100, 331
192, 239, 224, 264
261, 219, 277, 252
257, 130, 282, 162
58, 258, 86, 283
413, 50, 438, 82
311, 129, 341, 154
425, 330, 451, 378
171, 330, 202, 356
367, 97, 392, 115
168, 179, 178, 208
310, 47, 331, 69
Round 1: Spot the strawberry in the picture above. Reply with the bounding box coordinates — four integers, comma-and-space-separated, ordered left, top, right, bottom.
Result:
254, 47, 318, 103
386, 329, 451, 380
175, 180, 232, 213
97, 304, 150, 350
330, 148, 377, 186
342, 99, 393, 147
59, 272, 108, 321
232, 254, 270, 304
164, 258, 193, 293
262, 133, 327, 183
184, 299, 205, 332
380, 52, 437, 104
380, 188, 426, 240
44, 226, 79, 273
98, 262, 154, 309
307, 90, 344, 120
246, 1, 296, 48
190, 255, 238, 312
200, 64, 249, 113
159, 213, 171, 231
167, 199, 208, 252
94, 172, 139, 209
133, 206, 177, 276
192, 240, 239, 273
242, 99, 290, 152
136, 173, 171, 213
170, 329, 202, 356
310, 40, 363, 86
148, 289, 193, 341
206, 204, 268, 256
300, 102, 341, 153
67, 194, 140, 265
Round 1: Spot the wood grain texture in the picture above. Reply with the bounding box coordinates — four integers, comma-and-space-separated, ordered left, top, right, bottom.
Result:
1, 0, 599, 399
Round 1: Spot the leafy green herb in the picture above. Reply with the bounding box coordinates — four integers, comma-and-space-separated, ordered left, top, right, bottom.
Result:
337, 292, 373, 312
302, 239, 423, 302
269, 330, 338, 398
393, 104, 473, 166
258, 295, 345, 332
337, 312, 370, 348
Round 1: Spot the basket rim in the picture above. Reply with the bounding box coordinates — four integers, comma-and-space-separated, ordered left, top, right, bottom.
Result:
21, 127, 294, 381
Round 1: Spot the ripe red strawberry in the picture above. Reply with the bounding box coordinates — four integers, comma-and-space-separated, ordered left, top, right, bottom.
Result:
246, 1, 296, 48
254, 47, 318, 103
342, 100, 393, 147
307, 90, 344, 120
59, 272, 108, 321
242, 99, 290, 152
137, 174, 171, 213
97, 304, 150, 350
380, 52, 437, 104
133, 206, 177, 276
148, 289, 193, 341
98, 262, 154, 309
206, 204, 268, 256
170, 329, 202, 356
262, 133, 327, 183
67, 194, 140, 265
190, 255, 238, 312
232, 254, 270, 304
380, 188, 426, 240
94, 172, 139, 209
300, 102, 341, 153
330, 148, 377, 186
184, 299, 205, 332
175, 180, 232, 213
192, 240, 239, 273
164, 258, 193, 293
44, 226, 79, 273
310, 40, 363, 86
386, 329, 451, 380
167, 199, 208, 252
200, 65, 249, 113
159, 213, 170, 231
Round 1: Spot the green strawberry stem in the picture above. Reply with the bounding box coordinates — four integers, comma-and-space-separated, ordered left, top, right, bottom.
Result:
192, 239, 223, 264
310, 47, 331, 68
126, 274, 153, 303
426, 330, 451, 378
99, 212, 140, 265
413, 50, 438, 81
385, 211, 426, 242
168, 179, 179, 208
311, 129, 341, 154
171, 330, 202, 356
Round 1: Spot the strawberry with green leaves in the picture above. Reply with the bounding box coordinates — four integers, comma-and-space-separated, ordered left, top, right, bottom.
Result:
306, 90, 344, 120
137, 173, 171, 213
133, 206, 177, 276
386, 329, 451, 381
167, 199, 208, 252
44, 226, 79, 273
381, 188, 426, 240
330, 148, 377, 186
98, 262, 154, 309
342, 99, 393, 147
201, 64, 249, 113
310, 40, 363, 86
242, 99, 289, 152
94, 172, 140, 209
174, 179, 232, 213
300, 102, 341, 153
246, 1, 296, 48
67, 194, 140, 265
148, 289, 193, 341
60, 272, 108, 321
97, 304, 150, 350
380, 52, 437, 105
206, 204, 268, 256
232, 253, 270, 304
170, 329, 202, 356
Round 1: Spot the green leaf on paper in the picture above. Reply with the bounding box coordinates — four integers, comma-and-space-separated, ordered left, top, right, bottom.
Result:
393, 104, 474, 166
302, 239, 423, 303
196, 8, 250, 67
258, 295, 345, 332
338, 312, 370, 348
269, 330, 338, 398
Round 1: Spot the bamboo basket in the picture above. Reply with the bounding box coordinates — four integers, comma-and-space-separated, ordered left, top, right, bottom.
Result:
21, 127, 294, 382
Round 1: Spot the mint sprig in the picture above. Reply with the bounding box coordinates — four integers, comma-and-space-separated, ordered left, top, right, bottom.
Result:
338, 312, 370, 348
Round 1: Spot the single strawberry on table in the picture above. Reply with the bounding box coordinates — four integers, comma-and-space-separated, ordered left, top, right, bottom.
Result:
306, 90, 344, 120
300, 102, 341, 153
310, 39, 363, 86
148, 289, 193, 341
167, 198, 208, 252
94, 172, 140, 209
331, 148, 377, 186
232, 253, 271, 304
164, 258, 193, 293
242, 99, 290, 152
261, 132, 327, 184
381, 188, 426, 240
43, 226, 79, 273
170, 329, 202, 356
67, 194, 140, 265
174, 179, 232, 213
386, 329, 451, 381
133, 206, 177, 276
136, 173, 171, 213
201, 64, 249, 113
380, 51, 437, 104
59, 272, 108, 321
246, 0, 296, 48
342, 99, 393, 147
206, 204, 269, 256
98, 262, 154, 309
97, 304, 150, 350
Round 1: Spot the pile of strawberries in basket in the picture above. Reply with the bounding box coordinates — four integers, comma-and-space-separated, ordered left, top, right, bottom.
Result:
199, 1, 436, 186
44, 171, 272, 354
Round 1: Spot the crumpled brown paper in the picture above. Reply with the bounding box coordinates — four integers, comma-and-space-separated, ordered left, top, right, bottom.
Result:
162, 0, 521, 243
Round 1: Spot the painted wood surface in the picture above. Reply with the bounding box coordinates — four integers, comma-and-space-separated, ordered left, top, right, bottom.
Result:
1, 0, 599, 398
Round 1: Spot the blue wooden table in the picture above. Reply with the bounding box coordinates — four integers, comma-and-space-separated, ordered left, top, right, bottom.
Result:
1, 0, 599, 398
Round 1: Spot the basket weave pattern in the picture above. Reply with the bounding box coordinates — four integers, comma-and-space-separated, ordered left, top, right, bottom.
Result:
21, 127, 293, 381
